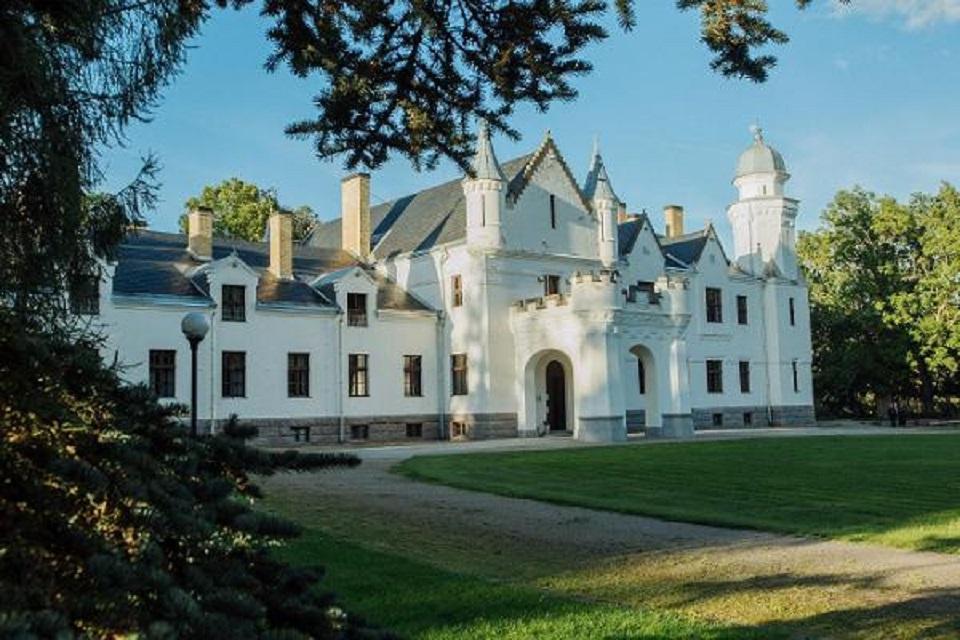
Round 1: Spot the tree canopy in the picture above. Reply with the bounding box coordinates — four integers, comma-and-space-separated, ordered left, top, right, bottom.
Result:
798, 184, 960, 417
179, 178, 320, 243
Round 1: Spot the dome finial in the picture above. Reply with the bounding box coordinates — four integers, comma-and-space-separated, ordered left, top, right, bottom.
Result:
750, 121, 763, 143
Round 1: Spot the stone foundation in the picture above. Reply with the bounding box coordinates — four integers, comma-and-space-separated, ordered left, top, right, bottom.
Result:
658, 413, 695, 438
447, 413, 518, 440
577, 415, 627, 443
693, 405, 816, 430
199, 414, 442, 446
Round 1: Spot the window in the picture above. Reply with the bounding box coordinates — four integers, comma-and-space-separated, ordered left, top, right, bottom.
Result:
706, 359, 723, 393
705, 287, 723, 323
737, 295, 748, 325
544, 274, 561, 296
403, 355, 422, 397
739, 361, 751, 393
743, 412, 753, 426
451, 275, 463, 307
347, 292, 367, 326
149, 350, 176, 398
291, 426, 311, 443
350, 424, 369, 440
549, 194, 557, 229
349, 353, 369, 397
637, 359, 646, 395
406, 423, 423, 438
288, 353, 310, 397
222, 285, 246, 322
451, 421, 468, 438
222, 351, 246, 397
451, 353, 468, 396
70, 275, 100, 315
712, 413, 723, 427
792, 360, 799, 393
789, 297, 796, 326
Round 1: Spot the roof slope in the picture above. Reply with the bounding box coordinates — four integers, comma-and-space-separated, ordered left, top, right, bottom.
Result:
113, 230, 430, 312
304, 155, 532, 259
659, 230, 709, 268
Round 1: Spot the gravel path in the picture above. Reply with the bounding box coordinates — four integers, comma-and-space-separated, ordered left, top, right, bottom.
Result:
262, 426, 960, 637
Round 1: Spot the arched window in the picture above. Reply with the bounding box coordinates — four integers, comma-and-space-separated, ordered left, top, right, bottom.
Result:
637, 358, 646, 395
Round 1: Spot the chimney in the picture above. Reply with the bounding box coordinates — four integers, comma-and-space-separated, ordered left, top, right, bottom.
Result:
617, 200, 628, 224
664, 204, 684, 239
187, 207, 213, 260
268, 209, 294, 279
341, 173, 371, 259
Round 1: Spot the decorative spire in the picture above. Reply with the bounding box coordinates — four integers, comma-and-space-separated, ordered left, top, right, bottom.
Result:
470, 119, 505, 181
583, 139, 617, 202
750, 121, 764, 144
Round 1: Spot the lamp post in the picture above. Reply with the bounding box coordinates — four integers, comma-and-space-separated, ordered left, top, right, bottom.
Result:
180, 312, 210, 437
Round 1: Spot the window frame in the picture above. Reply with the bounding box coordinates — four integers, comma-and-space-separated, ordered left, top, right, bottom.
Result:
705, 287, 723, 323
149, 349, 176, 398
348, 353, 369, 397
403, 354, 423, 397
221, 351, 246, 398
736, 295, 748, 325
347, 292, 368, 327
451, 353, 468, 396
637, 358, 646, 395
544, 274, 561, 296
451, 274, 463, 308
221, 285, 246, 322
739, 360, 751, 393
287, 352, 310, 398
706, 359, 723, 394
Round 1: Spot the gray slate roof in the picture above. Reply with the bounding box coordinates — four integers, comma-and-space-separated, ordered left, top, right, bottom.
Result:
660, 230, 709, 268
113, 230, 430, 312
304, 155, 532, 259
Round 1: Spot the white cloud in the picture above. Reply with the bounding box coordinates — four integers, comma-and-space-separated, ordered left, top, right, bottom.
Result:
835, 0, 960, 28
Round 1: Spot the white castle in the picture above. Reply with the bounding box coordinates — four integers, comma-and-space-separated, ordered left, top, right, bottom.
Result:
82, 123, 814, 444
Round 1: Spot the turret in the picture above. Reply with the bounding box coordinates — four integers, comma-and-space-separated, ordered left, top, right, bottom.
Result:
726, 125, 799, 279
463, 120, 505, 249
584, 143, 619, 267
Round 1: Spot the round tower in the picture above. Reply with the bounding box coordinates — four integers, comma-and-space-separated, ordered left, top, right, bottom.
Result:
584, 144, 619, 267
726, 126, 799, 279
463, 120, 505, 249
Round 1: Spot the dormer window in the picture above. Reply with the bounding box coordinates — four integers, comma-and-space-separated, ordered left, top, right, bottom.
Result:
347, 292, 367, 326
222, 285, 246, 322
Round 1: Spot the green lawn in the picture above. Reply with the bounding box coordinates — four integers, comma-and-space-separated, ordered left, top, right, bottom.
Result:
395, 434, 960, 552
275, 529, 779, 640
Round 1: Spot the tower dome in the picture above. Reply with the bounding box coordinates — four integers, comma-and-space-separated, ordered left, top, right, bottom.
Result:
736, 125, 786, 178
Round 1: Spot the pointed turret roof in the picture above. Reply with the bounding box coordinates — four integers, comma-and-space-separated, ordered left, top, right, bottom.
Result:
583, 140, 618, 202
470, 119, 505, 181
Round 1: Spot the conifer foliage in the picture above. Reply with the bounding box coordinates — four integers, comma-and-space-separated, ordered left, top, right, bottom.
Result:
0, 314, 374, 638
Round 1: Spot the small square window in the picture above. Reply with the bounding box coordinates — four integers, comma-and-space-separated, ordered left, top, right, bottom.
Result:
450, 421, 468, 439
350, 424, 369, 440
406, 423, 423, 438
712, 413, 723, 427
544, 274, 561, 296
291, 426, 311, 443
743, 412, 753, 426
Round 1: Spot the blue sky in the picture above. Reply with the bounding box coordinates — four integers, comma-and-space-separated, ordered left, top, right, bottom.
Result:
101, 1, 960, 246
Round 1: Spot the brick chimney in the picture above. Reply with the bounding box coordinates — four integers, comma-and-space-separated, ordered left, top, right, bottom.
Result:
187, 207, 213, 261
664, 204, 684, 239
268, 209, 293, 279
617, 200, 628, 224
341, 173, 371, 259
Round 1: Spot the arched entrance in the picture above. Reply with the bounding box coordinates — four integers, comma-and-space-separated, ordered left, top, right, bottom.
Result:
628, 344, 660, 430
545, 360, 567, 432
520, 349, 575, 435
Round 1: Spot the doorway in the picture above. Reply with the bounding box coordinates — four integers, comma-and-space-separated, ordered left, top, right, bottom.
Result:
545, 360, 567, 431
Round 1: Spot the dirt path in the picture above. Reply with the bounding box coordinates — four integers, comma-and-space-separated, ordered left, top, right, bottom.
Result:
262, 428, 960, 638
